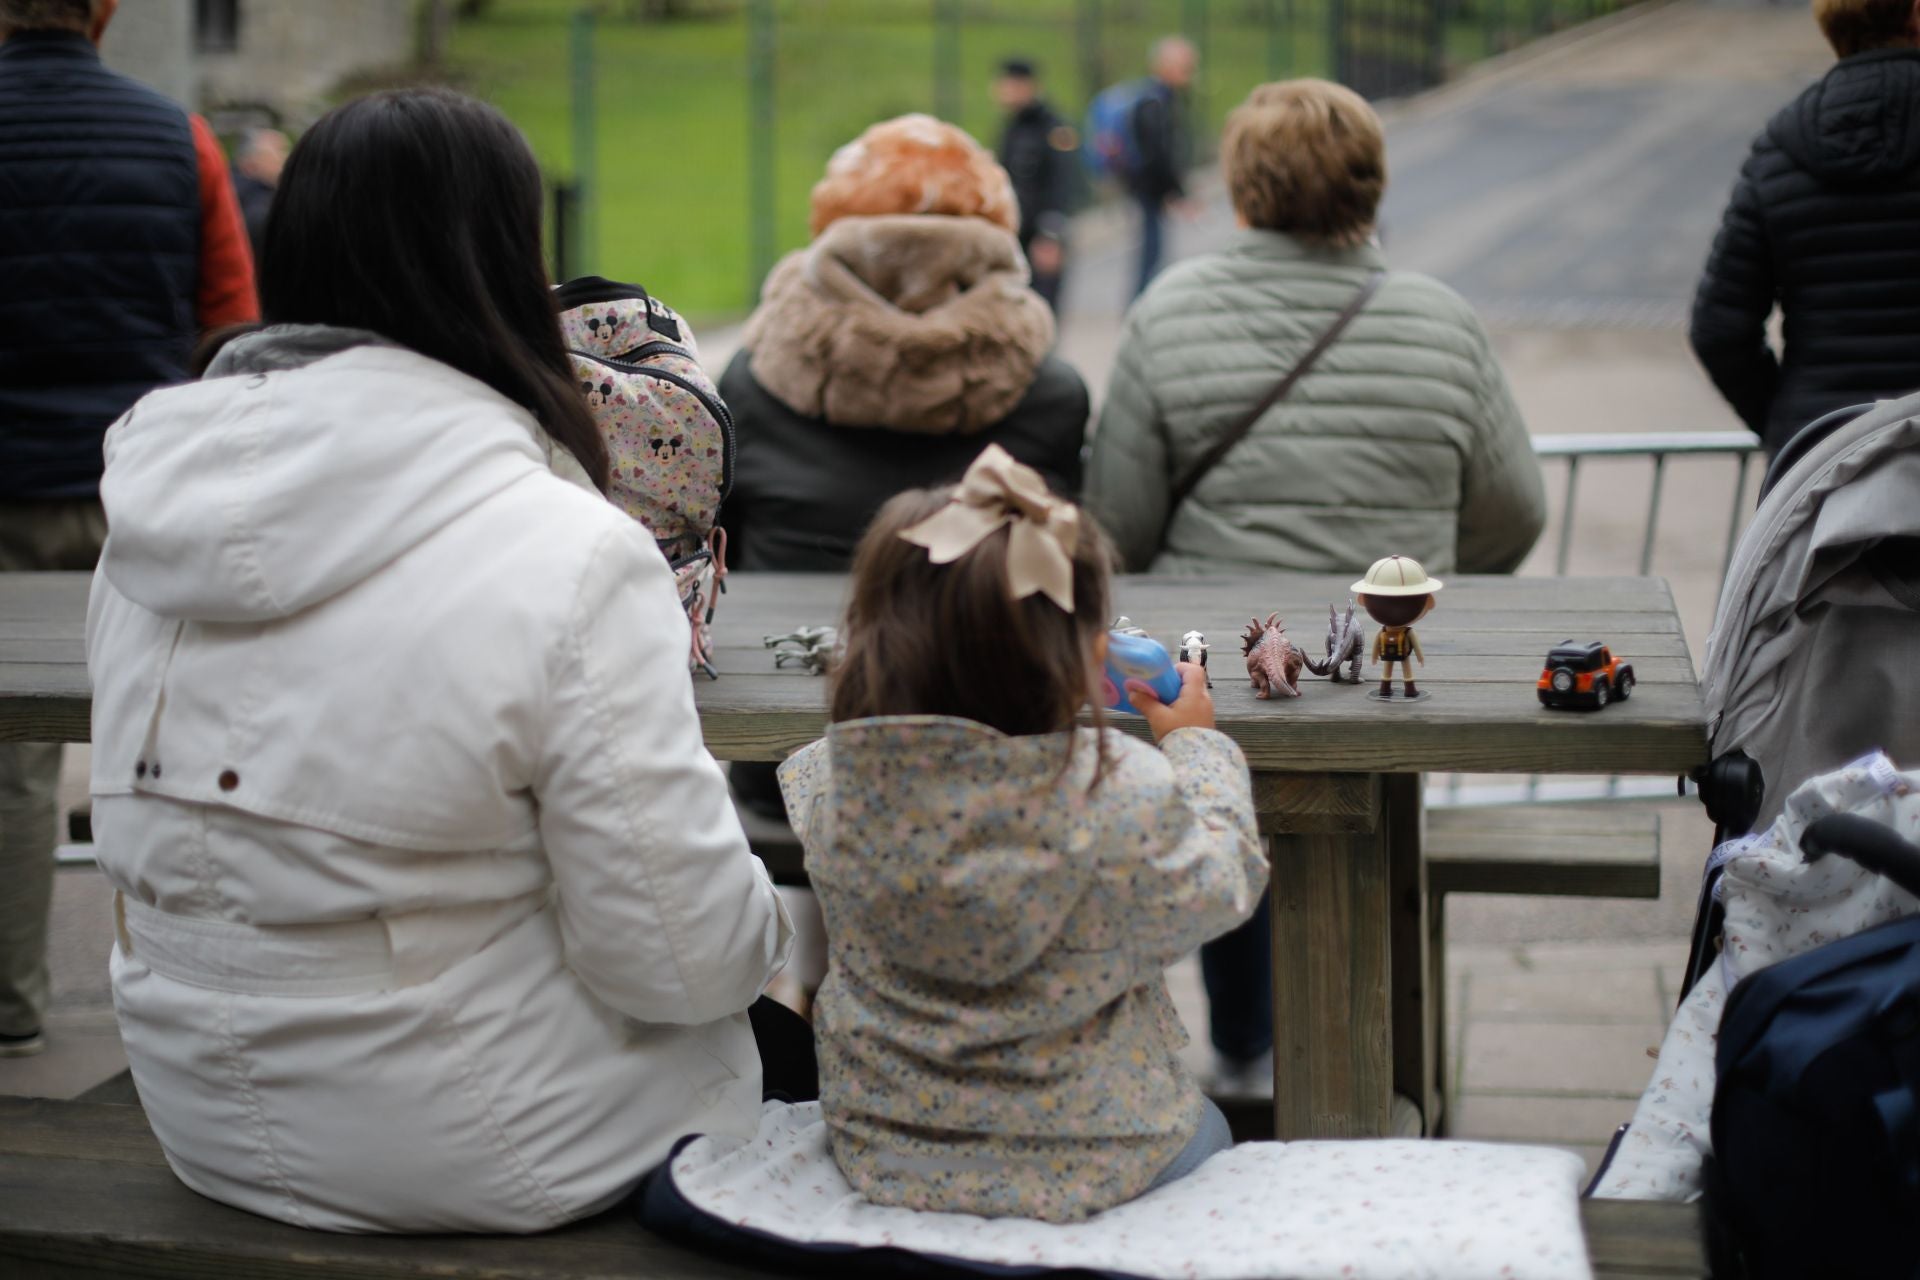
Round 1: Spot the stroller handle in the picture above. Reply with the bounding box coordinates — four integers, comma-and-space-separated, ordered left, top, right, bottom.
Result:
1802, 814, 1920, 900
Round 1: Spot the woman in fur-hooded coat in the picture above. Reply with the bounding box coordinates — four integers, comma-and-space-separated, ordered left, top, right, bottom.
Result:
718, 114, 1089, 573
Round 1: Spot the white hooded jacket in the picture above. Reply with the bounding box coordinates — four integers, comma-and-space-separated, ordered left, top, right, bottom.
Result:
86, 330, 792, 1233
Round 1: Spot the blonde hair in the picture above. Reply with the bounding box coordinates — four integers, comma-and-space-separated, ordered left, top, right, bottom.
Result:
1814, 0, 1918, 56
808, 114, 1018, 238
1222, 79, 1386, 249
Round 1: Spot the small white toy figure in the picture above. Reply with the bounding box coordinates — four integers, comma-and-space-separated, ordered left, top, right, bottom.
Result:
1353, 555, 1443, 702
1180, 630, 1210, 686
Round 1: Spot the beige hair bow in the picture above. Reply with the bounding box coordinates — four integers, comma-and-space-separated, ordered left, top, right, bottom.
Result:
898, 444, 1081, 611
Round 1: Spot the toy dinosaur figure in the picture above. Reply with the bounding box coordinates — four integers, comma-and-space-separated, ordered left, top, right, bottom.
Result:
1303, 599, 1365, 684
1240, 613, 1305, 699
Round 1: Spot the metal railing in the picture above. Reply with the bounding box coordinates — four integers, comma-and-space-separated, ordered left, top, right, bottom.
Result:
1434, 430, 1763, 810
1533, 430, 1762, 579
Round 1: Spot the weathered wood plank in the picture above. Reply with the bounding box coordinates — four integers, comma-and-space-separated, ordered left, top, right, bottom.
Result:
1, 571, 1710, 770
1269, 822, 1394, 1139
1584, 1197, 1709, 1277
1250, 772, 1380, 833
0, 1099, 1704, 1279
1427, 807, 1663, 898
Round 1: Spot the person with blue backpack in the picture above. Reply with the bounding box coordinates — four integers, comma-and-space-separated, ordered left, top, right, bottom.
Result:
1086, 36, 1198, 297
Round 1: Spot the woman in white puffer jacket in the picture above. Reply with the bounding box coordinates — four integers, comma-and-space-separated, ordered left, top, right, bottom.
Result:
85, 89, 793, 1233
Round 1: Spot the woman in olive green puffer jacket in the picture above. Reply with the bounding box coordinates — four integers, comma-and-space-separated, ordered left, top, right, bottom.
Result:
1086, 80, 1546, 578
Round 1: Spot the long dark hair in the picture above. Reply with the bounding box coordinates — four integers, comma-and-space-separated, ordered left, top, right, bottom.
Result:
831, 486, 1118, 785
259, 89, 608, 490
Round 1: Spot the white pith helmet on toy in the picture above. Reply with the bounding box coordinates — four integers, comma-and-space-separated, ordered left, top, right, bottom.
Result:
1351, 555, 1444, 597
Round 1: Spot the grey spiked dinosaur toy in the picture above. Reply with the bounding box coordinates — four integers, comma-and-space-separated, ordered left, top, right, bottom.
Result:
1303, 599, 1365, 684
1240, 614, 1306, 699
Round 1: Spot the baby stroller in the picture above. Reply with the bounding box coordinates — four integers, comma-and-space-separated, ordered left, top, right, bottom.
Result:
1589, 395, 1920, 1277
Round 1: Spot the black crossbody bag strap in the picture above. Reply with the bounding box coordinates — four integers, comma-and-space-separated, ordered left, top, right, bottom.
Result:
1161, 269, 1385, 530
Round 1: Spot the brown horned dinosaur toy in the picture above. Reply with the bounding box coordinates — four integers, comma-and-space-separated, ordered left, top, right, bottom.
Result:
1240, 613, 1305, 699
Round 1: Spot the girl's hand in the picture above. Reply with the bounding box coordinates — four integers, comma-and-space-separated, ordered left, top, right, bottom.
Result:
1126, 662, 1215, 741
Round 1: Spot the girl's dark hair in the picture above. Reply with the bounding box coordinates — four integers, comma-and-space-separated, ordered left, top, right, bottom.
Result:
257, 88, 608, 490
831, 487, 1119, 780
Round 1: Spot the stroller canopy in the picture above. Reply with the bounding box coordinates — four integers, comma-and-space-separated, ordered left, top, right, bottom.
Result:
1702, 395, 1920, 830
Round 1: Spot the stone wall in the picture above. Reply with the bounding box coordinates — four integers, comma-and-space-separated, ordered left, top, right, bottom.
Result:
97, 0, 195, 108
197, 0, 415, 122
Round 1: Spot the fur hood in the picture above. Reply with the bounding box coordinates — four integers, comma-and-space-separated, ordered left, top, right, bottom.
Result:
744, 214, 1053, 435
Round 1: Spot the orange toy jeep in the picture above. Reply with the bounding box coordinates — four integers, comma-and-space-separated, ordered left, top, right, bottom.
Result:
1537, 640, 1635, 709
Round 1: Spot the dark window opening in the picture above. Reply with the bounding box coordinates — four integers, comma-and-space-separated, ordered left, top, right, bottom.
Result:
195, 0, 240, 53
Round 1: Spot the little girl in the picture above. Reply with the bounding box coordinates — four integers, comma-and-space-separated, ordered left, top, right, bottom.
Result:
778, 445, 1267, 1224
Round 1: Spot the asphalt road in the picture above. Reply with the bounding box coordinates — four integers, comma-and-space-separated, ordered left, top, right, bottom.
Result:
1060, 0, 1826, 336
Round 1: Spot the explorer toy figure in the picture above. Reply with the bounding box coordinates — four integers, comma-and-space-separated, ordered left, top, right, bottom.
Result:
1353, 555, 1443, 702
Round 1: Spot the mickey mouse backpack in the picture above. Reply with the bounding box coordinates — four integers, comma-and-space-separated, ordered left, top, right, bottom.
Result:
554, 276, 734, 678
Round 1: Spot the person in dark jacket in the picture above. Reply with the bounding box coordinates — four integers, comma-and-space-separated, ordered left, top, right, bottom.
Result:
0, 0, 257, 1061
720, 113, 1088, 817
231, 126, 289, 266
1127, 36, 1197, 296
1691, 0, 1920, 455
995, 58, 1078, 310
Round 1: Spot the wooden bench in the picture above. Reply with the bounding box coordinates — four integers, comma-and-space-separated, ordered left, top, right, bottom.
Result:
0, 1093, 1704, 1278
1425, 804, 1663, 1134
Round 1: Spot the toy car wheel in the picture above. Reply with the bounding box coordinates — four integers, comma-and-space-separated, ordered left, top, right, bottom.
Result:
1592, 679, 1610, 709
1617, 672, 1634, 701
1549, 668, 1575, 694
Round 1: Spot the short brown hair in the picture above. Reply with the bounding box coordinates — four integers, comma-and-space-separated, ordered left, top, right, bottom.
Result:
1814, 0, 1917, 56
831, 485, 1117, 757
1223, 79, 1386, 249
0, 0, 94, 31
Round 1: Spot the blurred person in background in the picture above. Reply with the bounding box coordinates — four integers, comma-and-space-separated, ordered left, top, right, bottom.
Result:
1087, 79, 1544, 1096
231, 125, 290, 266
0, 0, 256, 1061
1691, 0, 1920, 455
994, 57, 1078, 311
1089, 35, 1198, 297
720, 113, 1088, 827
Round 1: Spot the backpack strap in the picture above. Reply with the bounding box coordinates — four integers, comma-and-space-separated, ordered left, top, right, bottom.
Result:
1162, 270, 1385, 537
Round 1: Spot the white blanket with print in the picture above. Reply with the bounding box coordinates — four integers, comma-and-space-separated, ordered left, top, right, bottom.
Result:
666, 1101, 1593, 1280
1593, 752, 1920, 1200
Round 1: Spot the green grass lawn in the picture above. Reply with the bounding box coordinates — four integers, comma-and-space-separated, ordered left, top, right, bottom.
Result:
447, 0, 1614, 324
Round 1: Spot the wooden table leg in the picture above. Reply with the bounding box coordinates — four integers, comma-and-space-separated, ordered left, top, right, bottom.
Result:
1386, 773, 1436, 1136
1258, 771, 1394, 1139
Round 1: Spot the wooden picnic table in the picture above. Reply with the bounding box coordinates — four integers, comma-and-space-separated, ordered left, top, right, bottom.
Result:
0, 569, 1709, 1141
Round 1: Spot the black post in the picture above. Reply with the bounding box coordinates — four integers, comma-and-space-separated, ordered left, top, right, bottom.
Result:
1329, 0, 1347, 86
552, 181, 578, 282
747, 0, 776, 306
1078, 0, 1106, 114
933, 0, 962, 121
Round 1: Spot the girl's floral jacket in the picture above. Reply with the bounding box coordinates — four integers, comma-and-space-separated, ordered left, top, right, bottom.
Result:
779, 717, 1265, 1222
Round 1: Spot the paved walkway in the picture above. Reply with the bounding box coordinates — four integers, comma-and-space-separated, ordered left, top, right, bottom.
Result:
1, 0, 1833, 1183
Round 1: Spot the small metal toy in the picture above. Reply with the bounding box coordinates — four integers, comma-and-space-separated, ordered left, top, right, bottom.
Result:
1537, 640, 1635, 710
1303, 600, 1365, 684
1180, 630, 1212, 687
1352, 555, 1443, 702
764, 626, 839, 676
1240, 614, 1305, 699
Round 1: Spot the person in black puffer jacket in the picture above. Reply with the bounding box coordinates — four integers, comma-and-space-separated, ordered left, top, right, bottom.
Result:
1691, 0, 1920, 455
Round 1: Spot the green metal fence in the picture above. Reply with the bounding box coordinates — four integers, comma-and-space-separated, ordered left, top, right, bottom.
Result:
501, 0, 1630, 313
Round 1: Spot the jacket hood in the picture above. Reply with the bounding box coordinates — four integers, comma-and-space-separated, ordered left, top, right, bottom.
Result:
100, 331, 555, 623
782, 716, 1097, 986
744, 214, 1054, 435
1768, 49, 1920, 186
